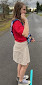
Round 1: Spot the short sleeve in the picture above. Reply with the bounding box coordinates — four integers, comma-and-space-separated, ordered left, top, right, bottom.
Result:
13, 20, 24, 35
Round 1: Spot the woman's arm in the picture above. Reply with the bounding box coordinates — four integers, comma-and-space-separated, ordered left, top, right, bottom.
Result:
22, 19, 29, 37
21, 13, 29, 38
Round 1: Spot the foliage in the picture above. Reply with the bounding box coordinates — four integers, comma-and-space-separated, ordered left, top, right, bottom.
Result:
26, 6, 31, 13
36, 1, 42, 13
39, 4, 42, 11
36, 1, 40, 13
1, 0, 9, 18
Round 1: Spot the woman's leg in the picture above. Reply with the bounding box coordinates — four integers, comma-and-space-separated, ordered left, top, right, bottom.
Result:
19, 63, 29, 82
17, 64, 22, 77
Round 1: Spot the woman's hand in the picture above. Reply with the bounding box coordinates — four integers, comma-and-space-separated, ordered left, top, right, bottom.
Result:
21, 13, 28, 22
31, 38, 35, 42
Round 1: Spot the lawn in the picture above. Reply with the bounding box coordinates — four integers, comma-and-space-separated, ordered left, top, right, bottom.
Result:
0, 20, 11, 31
38, 12, 42, 16
26, 13, 29, 17
0, 14, 12, 32
38, 14, 42, 16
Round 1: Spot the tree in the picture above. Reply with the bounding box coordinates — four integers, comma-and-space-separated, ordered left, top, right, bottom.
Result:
26, 6, 28, 13
40, 4, 42, 11
36, 1, 40, 13
1, 0, 9, 18
26, 6, 30, 13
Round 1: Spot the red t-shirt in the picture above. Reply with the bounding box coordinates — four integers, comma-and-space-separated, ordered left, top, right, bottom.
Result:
12, 20, 27, 42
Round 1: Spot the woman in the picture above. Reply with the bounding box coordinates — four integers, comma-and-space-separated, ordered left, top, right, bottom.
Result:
12, 1, 35, 84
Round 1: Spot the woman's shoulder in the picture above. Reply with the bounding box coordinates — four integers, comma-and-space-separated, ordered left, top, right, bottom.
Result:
13, 19, 23, 26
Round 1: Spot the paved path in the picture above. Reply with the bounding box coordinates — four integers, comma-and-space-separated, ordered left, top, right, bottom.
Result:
0, 13, 42, 85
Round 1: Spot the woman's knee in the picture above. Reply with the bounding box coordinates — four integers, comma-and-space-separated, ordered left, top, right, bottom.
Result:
22, 63, 29, 69
25, 63, 29, 68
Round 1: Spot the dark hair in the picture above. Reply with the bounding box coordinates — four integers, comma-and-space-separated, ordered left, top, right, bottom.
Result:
13, 1, 25, 21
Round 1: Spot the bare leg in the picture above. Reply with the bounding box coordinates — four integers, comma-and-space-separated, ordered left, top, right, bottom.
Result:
17, 64, 22, 77
19, 64, 29, 82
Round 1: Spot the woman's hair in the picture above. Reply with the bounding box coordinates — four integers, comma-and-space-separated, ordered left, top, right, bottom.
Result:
13, 1, 25, 21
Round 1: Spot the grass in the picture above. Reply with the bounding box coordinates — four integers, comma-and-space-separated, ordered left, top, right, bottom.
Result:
0, 22, 8, 26
38, 14, 42, 16
26, 13, 29, 17
0, 14, 12, 21
0, 20, 11, 31
0, 14, 12, 32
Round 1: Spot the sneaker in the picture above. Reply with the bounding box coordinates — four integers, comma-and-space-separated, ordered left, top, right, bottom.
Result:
16, 75, 29, 81
18, 79, 30, 84
23, 75, 29, 79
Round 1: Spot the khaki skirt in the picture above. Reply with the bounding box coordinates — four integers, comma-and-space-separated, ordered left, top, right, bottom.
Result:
13, 41, 30, 65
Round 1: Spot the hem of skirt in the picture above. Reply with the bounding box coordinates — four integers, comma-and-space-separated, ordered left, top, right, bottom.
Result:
13, 59, 30, 65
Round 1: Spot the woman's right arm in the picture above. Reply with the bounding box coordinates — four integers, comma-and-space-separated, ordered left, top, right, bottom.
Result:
22, 19, 29, 37
21, 14, 29, 38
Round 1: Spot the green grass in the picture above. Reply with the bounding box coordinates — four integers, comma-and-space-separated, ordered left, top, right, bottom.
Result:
0, 14, 12, 32
0, 20, 11, 31
26, 14, 29, 17
0, 14, 13, 22
0, 21, 9, 26
38, 14, 42, 16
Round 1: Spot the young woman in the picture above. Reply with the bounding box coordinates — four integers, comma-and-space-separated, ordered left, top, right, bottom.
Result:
12, 1, 35, 84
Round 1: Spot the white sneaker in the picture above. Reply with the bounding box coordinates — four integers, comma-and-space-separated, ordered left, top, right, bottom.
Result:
23, 75, 29, 79
18, 79, 30, 84
16, 75, 29, 81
